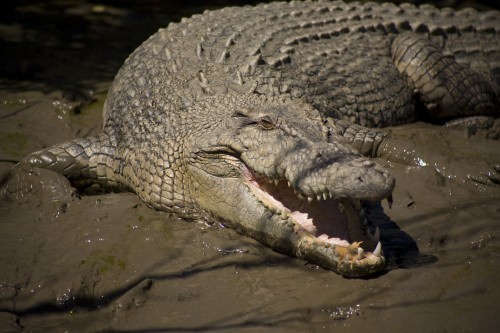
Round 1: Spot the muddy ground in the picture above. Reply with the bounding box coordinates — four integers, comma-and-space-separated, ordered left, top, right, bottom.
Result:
1, 1, 499, 332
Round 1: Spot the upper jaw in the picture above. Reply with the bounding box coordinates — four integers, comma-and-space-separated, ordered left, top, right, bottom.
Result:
240, 140, 395, 203
278, 147, 395, 202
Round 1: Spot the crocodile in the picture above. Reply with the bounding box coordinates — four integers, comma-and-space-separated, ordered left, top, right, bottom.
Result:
3, 0, 499, 277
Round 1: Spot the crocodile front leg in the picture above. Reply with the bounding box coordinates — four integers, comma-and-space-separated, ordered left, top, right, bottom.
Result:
326, 118, 387, 157
378, 124, 500, 186
1, 134, 124, 202
326, 118, 500, 186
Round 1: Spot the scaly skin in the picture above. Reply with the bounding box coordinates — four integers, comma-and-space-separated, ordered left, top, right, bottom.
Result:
3, 1, 500, 277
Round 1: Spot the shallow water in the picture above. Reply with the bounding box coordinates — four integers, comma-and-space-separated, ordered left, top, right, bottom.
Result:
1, 1, 500, 332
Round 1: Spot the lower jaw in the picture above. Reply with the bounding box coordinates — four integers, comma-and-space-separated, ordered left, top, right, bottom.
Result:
295, 234, 385, 277
242, 181, 385, 276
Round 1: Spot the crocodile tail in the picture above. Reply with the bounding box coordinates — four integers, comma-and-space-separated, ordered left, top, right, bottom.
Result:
18, 134, 124, 190
391, 33, 498, 119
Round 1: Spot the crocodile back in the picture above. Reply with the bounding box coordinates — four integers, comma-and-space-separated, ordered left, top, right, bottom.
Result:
103, 0, 500, 141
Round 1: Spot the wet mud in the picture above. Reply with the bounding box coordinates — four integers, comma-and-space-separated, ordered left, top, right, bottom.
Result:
1, 1, 499, 332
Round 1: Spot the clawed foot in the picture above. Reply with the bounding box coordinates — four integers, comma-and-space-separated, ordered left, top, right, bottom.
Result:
1, 162, 76, 205
445, 116, 500, 141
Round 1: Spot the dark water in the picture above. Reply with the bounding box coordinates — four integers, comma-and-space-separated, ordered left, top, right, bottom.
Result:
1, 1, 499, 332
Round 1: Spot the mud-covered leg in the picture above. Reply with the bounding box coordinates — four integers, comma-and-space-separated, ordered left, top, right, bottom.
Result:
326, 118, 499, 186
445, 116, 500, 140
378, 124, 500, 186
1, 134, 122, 201
20, 134, 119, 184
391, 33, 498, 121
367, 33, 500, 185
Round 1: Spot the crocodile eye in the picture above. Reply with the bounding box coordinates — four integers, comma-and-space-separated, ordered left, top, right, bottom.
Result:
257, 116, 275, 130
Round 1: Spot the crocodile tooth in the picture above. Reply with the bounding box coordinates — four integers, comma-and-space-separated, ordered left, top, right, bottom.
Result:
373, 226, 380, 243
368, 226, 380, 243
307, 196, 313, 203
322, 192, 328, 200
352, 241, 363, 249
287, 181, 291, 187
373, 241, 382, 256
328, 192, 333, 199
357, 247, 364, 257
338, 202, 345, 213
316, 194, 322, 201
353, 199, 361, 210
273, 179, 279, 186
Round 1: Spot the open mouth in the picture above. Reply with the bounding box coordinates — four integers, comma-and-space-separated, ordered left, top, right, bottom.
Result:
242, 165, 383, 265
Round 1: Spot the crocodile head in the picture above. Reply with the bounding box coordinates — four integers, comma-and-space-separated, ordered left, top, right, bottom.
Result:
186, 95, 394, 277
